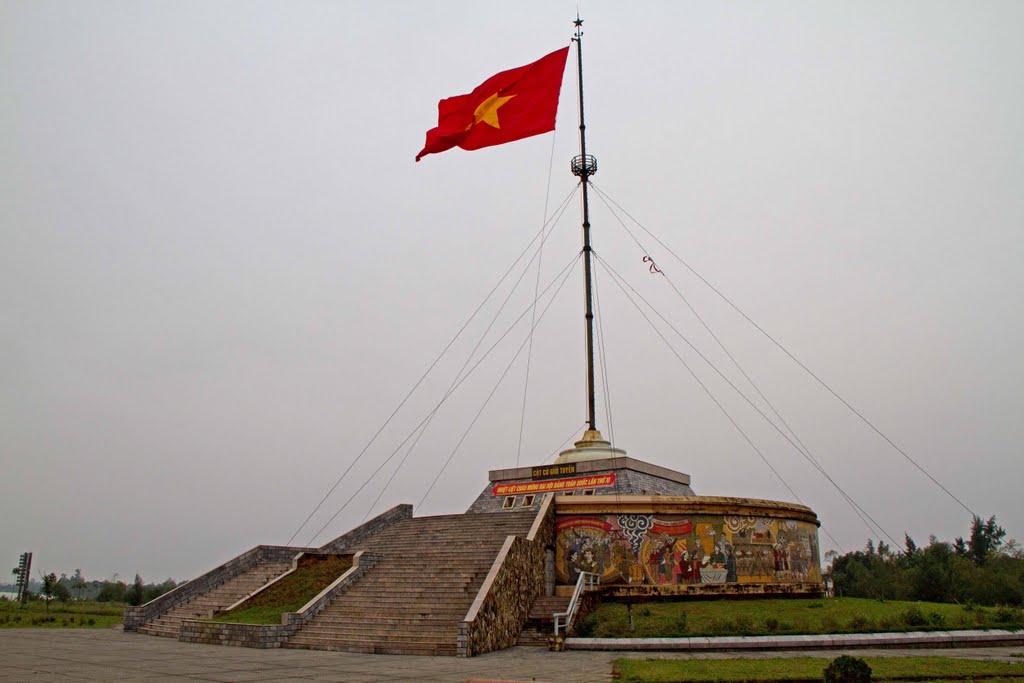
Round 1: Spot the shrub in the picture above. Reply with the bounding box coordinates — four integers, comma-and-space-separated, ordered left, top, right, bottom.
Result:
900, 605, 927, 627
733, 614, 754, 633
575, 613, 598, 637
877, 615, 897, 631
848, 613, 871, 631
823, 655, 872, 683
927, 611, 946, 626
994, 606, 1024, 625
707, 617, 733, 635
674, 611, 688, 634
765, 616, 780, 632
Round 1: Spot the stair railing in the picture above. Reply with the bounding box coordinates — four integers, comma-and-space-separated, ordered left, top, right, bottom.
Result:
553, 571, 599, 636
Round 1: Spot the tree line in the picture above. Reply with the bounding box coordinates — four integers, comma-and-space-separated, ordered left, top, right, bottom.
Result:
828, 515, 1023, 606
4, 567, 177, 606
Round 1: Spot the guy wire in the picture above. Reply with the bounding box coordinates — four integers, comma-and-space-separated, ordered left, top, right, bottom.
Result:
590, 183, 976, 520
306, 252, 582, 544
593, 188, 892, 548
286, 184, 579, 545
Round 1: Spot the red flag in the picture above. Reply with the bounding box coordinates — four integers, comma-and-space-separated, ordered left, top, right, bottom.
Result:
416, 47, 570, 162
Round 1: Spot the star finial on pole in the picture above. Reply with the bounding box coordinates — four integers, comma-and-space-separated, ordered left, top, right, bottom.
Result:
573, 15, 583, 40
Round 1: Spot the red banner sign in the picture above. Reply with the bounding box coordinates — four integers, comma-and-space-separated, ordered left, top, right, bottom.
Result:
492, 473, 616, 496
556, 517, 613, 533
651, 519, 693, 536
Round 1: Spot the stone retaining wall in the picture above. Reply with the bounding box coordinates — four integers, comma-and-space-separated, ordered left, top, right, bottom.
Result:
123, 545, 312, 631
179, 620, 292, 648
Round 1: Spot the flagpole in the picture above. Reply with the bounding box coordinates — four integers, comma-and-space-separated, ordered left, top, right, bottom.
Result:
571, 16, 599, 434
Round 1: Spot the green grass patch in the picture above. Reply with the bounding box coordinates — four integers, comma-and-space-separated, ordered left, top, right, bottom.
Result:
0, 598, 126, 628
211, 554, 352, 625
613, 656, 1024, 682
579, 597, 1024, 638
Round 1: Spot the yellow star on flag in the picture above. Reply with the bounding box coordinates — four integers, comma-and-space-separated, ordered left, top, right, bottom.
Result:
468, 92, 516, 130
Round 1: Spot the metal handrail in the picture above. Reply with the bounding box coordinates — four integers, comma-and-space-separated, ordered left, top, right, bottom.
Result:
553, 571, 599, 636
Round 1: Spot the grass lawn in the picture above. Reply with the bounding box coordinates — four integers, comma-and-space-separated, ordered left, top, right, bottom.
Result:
580, 597, 1024, 638
212, 554, 352, 625
0, 598, 126, 628
613, 656, 1024, 682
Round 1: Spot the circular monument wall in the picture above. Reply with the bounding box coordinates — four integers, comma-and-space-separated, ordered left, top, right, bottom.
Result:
554, 495, 823, 597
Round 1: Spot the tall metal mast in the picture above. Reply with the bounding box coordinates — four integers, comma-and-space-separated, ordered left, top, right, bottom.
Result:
571, 16, 599, 433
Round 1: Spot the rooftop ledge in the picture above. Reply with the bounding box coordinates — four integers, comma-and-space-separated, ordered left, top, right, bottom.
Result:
553, 494, 820, 525
488, 455, 691, 487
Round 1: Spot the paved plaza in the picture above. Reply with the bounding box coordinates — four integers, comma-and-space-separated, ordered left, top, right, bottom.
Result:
1, 629, 1022, 682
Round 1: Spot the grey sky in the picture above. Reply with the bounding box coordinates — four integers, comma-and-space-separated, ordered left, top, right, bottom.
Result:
2, 1, 1021, 582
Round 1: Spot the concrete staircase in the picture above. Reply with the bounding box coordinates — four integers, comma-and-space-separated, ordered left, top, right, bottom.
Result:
284, 510, 537, 655
136, 561, 292, 638
517, 595, 570, 646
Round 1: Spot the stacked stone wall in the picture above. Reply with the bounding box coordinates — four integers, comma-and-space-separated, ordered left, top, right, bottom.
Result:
179, 621, 291, 648
457, 536, 544, 657
457, 494, 554, 657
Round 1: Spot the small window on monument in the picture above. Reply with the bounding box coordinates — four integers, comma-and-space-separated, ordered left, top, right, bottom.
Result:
562, 491, 574, 496
582, 489, 595, 496
521, 494, 535, 507
502, 496, 516, 509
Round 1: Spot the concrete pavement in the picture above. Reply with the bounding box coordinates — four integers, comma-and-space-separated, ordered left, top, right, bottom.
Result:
1, 629, 1022, 682
1, 629, 611, 683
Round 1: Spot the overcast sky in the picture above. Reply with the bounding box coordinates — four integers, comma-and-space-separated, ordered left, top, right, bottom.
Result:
2, 1, 1022, 582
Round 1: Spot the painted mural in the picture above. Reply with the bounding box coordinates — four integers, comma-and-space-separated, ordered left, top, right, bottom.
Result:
556, 514, 821, 586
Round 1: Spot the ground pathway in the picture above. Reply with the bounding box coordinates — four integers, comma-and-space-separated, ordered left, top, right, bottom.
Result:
1, 629, 1022, 682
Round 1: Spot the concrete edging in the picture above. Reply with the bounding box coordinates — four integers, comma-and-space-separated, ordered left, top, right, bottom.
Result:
220, 552, 307, 614
124, 545, 312, 631
177, 551, 377, 648
566, 629, 1024, 652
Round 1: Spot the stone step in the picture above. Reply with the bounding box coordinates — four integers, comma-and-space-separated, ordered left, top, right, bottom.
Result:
319, 604, 471, 615
138, 560, 296, 639
365, 567, 489, 576
287, 631, 456, 646
528, 597, 571, 620
136, 625, 179, 638
284, 640, 457, 656
284, 510, 539, 653
306, 614, 463, 626
324, 594, 468, 606
316, 606, 468, 618
321, 585, 477, 593
295, 625, 458, 639
517, 632, 551, 646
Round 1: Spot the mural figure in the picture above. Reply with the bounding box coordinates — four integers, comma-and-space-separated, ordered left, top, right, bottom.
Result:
721, 539, 738, 583
677, 541, 700, 583
580, 548, 600, 576
556, 513, 822, 588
